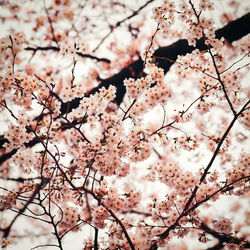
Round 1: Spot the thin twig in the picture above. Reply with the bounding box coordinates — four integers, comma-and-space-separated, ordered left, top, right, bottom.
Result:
93, 0, 154, 52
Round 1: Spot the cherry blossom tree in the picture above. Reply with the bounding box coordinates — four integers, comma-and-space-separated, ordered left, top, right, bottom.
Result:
0, 0, 249, 249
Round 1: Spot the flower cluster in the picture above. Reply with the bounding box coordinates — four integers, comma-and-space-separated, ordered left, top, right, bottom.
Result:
11, 149, 40, 173
151, 160, 198, 198
212, 218, 232, 234
153, 0, 221, 49
15, 73, 39, 94
60, 41, 88, 57
70, 85, 116, 121
59, 206, 80, 236
0, 192, 18, 211
82, 238, 95, 250
107, 218, 137, 249
4, 124, 33, 150
60, 82, 83, 102
239, 109, 250, 128
1, 238, 14, 249
238, 36, 250, 55
92, 206, 110, 229
152, 1, 175, 34
0, 32, 25, 51
103, 188, 125, 212
124, 189, 141, 209
0, 1, 249, 249
124, 65, 172, 118
124, 77, 151, 99
94, 153, 119, 176
226, 153, 250, 183
197, 100, 214, 114
116, 162, 130, 177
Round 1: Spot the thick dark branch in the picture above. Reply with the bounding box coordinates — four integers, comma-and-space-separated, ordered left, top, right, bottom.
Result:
201, 223, 250, 249
94, 228, 99, 250
0, 13, 249, 165
93, 12, 250, 104
13, 12, 250, 114
0, 147, 17, 163
153, 12, 250, 73
0, 176, 42, 183
216, 12, 250, 43
87, 58, 144, 104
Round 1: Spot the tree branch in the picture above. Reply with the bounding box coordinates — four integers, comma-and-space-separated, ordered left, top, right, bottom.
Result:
24, 46, 111, 63
1, 13, 249, 165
